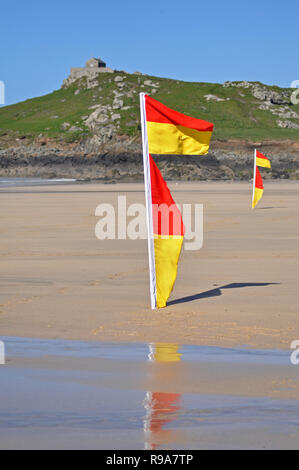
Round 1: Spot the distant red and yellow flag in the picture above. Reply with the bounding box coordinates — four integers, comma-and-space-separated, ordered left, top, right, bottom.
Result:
256, 150, 271, 168
145, 95, 214, 155
252, 165, 264, 208
252, 149, 271, 208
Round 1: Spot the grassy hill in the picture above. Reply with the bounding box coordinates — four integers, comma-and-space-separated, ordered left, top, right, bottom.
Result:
0, 71, 298, 149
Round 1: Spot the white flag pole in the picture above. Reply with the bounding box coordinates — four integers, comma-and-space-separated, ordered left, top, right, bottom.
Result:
139, 93, 157, 309
252, 148, 257, 208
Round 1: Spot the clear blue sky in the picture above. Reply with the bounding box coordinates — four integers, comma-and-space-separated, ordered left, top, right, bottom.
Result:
1, 0, 298, 105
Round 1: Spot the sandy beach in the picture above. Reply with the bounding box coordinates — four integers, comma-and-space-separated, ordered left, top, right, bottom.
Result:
0, 180, 298, 350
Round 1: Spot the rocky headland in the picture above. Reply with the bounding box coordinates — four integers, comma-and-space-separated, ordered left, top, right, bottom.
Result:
0, 59, 298, 181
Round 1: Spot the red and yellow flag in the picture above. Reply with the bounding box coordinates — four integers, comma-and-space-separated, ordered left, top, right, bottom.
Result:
145, 94, 214, 155
256, 150, 271, 168
140, 94, 214, 308
150, 155, 185, 308
252, 165, 264, 208
252, 150, 271, 208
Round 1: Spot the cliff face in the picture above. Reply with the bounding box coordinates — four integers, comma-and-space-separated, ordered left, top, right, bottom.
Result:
0, 69, 298, 180
1, 137, 298, 181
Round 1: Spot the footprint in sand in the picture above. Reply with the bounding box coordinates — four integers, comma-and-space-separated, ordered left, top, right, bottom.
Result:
92, 326, 104, 335
58, 287, 69, 294
88, 280, 102, 286
17, 296, 40, 304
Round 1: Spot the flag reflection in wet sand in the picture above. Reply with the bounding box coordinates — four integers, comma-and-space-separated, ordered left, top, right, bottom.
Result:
143, 343, 182, 450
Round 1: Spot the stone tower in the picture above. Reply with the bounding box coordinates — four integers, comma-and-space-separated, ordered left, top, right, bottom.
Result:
85, 58, 107, 69
62, 57, 114, 88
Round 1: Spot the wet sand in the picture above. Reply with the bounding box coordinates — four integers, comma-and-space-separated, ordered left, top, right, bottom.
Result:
1, 337, 299, 450
0, 181, 299, 349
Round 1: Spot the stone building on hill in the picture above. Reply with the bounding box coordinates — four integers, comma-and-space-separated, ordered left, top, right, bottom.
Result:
85, 57, 107, 69
62, 57, 114, 88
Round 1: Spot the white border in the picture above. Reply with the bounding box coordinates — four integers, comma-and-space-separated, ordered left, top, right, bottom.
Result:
0, 81, 4, 105
0, 340, 5, 365
139, 93, 157, 309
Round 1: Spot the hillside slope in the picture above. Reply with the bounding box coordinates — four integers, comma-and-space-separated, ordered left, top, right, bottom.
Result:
1, 71, 299, 143
0, 71, 298, 180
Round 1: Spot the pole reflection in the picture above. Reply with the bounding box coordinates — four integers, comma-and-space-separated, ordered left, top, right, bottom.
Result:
143, 343, 182, 450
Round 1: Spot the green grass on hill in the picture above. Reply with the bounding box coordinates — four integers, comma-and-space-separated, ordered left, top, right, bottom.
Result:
0, 72, 298, 145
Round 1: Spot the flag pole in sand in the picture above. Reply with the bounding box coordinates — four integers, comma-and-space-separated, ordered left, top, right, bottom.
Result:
139, 93, 156, 309
252, 148, 257, 209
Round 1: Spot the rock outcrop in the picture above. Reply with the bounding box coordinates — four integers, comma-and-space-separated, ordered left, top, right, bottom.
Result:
1, 138, 299, 181
223, 81, 299, 130
223, 80, 291, 105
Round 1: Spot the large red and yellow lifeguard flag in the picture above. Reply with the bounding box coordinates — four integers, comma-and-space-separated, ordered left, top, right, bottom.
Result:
150, 154, 185, 308
140, 93, 214, 309
145, 94, 214, 155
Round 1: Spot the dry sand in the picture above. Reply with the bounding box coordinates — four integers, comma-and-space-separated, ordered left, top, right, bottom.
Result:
0, 181, 298, 350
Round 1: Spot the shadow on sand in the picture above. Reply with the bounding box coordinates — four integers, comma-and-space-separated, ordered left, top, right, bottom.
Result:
256, 207, 286, 210
167, 282, 279, 306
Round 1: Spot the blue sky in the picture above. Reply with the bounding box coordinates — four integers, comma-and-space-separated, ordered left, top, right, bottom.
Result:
0, 0, 298, 105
